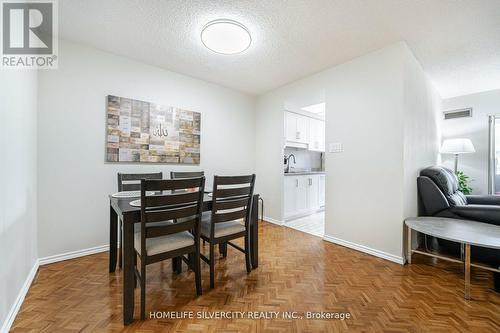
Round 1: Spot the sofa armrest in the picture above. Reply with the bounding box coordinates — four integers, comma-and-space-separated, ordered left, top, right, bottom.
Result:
450, 204, 500, 226
466, 195, 500, 206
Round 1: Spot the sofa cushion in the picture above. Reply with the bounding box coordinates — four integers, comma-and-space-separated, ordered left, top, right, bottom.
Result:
420, 166, 467, 206
449, 191, 467, 206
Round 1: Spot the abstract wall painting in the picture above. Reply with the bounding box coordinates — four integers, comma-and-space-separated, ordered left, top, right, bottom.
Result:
106, 95, 201, 164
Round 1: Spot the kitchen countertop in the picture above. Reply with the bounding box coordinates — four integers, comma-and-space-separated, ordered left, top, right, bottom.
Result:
284, 171, 325, 176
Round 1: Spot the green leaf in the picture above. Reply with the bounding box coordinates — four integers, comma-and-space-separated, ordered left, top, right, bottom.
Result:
455, 170, 472, 194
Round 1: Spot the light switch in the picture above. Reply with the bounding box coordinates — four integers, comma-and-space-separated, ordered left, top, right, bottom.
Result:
329, 142, 343, 153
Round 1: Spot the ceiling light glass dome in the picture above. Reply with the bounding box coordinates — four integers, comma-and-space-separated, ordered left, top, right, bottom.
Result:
201, 19, 251, 55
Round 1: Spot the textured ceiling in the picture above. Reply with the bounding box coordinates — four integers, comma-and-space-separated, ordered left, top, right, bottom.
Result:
59, 0, 500, 97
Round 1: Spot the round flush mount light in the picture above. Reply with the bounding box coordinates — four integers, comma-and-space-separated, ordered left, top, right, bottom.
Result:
201, 19, 251, 55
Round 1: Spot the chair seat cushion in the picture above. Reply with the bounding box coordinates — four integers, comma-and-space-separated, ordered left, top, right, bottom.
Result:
201, 213, 245, 238
134, 231, 194, 256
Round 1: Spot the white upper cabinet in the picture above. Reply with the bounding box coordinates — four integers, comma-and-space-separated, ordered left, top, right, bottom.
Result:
285, 111, 309, 145
308, 118, 325, 152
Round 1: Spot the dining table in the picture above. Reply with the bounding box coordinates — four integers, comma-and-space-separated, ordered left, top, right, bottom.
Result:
108, 193, 260, 324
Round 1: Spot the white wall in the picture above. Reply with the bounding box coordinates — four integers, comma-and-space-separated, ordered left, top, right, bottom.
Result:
441, 89, 500, 194
256, 42, 441, 262
402, 47, 442, 218
37, 40, 256, 258
0, 71, 38, 330
324, 44, 406, 261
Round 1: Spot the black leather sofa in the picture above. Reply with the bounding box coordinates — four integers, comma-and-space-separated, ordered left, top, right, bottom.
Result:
417, 165, 500, 291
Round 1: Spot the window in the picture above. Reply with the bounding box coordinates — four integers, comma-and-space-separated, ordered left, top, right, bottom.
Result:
488, 116, 500, 194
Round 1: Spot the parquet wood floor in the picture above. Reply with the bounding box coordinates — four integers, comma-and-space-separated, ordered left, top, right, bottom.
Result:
10, 221, 500, 332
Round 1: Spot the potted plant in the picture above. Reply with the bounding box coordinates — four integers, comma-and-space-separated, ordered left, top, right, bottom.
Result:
456, 171, 472, 194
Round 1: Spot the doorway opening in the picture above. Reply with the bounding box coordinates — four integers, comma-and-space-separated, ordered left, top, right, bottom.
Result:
283, 99, 325, 237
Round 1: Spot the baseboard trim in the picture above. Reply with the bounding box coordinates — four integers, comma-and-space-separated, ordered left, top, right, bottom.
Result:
263, 216, 284, 226
38, 245, 110, 266
323, 234, 404, 265
1, 259, 39, 333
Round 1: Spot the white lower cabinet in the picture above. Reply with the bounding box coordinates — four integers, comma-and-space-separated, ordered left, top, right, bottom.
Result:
284, 174, 324, 220
284, 176, 297, 217
308, 175, 320, 211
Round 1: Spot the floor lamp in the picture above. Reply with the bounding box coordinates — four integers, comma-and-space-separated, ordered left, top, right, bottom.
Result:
440, 138, 476, 173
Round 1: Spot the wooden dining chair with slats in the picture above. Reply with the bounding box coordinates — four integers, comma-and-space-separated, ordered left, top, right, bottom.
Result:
117, 172, 163, 191
117, 172, 163, 268
170, 171, 205, 179
170, 171, 206, 269
136, 176, 205, 319
200, 174, 256, 288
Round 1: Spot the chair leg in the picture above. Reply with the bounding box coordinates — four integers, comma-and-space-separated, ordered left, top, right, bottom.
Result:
140, 264, 146, 320
176, 257, 182, 274
118, 220, 123, 269
134, 254, 137, 288
188, 253, 194, 271
194, 250, 202, 296
172, 257, 177, 273
209, 244, 215, 289
244, 235, 251, 273
172, 257, 182, 274
219, 243, 227, 258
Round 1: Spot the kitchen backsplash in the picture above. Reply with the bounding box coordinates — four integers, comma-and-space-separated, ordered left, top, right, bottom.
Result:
284, 147, 323, 171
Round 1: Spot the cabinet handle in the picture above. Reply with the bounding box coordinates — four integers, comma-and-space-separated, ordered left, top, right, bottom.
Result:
309, 178, 312, 185
296, 131, 300, 139
295, 179, 298, 187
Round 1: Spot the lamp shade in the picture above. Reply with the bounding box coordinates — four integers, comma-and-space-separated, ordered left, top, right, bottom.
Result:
440, 138, 475, 154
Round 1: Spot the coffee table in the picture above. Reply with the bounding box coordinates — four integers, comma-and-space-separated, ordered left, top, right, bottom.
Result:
405, 217, 500, 299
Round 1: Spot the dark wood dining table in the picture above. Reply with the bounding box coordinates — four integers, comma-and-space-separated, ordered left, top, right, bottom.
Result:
108, 193, 259, 324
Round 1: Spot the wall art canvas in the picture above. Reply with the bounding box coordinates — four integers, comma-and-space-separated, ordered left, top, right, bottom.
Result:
106, 95, 201, 164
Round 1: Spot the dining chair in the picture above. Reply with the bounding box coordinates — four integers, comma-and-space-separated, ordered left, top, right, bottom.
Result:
136, 176, 205, 319
171, 171, 206, 252
117, 172, 163, 191
170, 171, 205, 179
117, 172, 163, 268
200, 174, 256, 288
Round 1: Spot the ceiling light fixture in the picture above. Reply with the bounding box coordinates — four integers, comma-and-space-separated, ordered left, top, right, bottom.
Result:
201, 19, 251, 55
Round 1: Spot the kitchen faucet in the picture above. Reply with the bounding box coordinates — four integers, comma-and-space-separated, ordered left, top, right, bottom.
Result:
284, 153, 296, 173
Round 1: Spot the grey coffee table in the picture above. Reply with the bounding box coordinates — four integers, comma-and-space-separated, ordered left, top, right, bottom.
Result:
405, 217, 500, 299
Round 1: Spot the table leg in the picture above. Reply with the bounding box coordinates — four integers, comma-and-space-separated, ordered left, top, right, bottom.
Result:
123, 216, 135, 324
219, 243, 227, 257
465, 243, 471, 300
109, 204, 118, 273
250, 194, 259, 269
406, 224, 412, 264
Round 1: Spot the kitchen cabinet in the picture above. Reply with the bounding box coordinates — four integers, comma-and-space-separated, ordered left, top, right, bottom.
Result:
284, 175, 309, 217
285, 111, 309, 145
284, 176, 296, 217
308, 175, 321, 211
308, 118, 325, 152
284, 174, 324, 220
